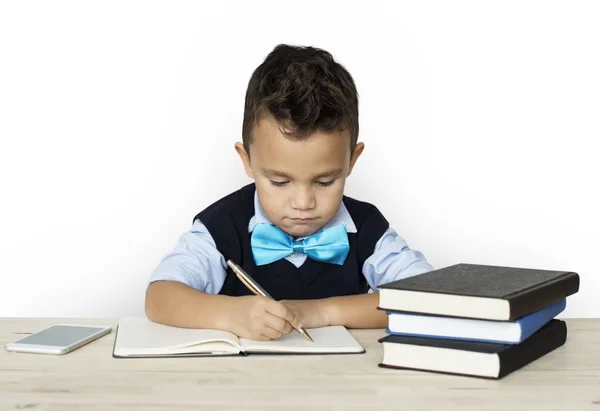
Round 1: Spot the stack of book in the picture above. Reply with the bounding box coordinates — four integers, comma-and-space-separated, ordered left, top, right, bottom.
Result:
377, 263, 580, 379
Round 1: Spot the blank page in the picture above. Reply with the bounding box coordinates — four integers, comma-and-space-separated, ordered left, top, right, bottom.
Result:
113, 317, 240, 357
241, 326, 364, 354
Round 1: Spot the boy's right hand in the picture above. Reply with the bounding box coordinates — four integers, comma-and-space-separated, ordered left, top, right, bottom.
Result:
225, 296, 302, 341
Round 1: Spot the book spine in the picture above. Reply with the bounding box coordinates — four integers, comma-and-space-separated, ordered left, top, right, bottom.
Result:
497, 320, 567, 378
516, 299, 566, 342
508, 273, 579, 320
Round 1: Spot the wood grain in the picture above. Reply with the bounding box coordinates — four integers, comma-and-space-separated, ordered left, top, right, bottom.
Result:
1, 318, 599, 411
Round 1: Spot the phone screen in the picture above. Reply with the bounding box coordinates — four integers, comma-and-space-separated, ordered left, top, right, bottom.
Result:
16, 325, 108, 347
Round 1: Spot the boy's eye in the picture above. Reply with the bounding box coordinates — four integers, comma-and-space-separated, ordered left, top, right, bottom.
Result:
316, 180, 335, 187
269, 180, 289, 187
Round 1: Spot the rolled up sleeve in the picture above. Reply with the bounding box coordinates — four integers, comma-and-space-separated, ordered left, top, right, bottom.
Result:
362, 227, 434, 292
148, 219, 228, 294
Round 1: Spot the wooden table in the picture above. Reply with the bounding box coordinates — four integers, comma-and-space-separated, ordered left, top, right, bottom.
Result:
1, 318, 599, 411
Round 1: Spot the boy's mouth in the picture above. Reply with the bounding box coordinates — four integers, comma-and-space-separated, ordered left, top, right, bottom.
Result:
291, 218, 315, 224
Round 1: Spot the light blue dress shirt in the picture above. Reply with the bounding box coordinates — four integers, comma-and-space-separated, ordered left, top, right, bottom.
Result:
149, 191, 434, 294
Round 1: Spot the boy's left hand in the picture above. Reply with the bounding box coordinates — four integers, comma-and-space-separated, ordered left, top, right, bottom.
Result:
279, 299, 331, 329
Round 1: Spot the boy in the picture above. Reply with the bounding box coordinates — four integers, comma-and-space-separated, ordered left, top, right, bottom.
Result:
145, 44, 433, 341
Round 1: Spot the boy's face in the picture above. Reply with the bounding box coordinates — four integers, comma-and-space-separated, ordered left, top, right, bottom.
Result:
235, 116, 364, 238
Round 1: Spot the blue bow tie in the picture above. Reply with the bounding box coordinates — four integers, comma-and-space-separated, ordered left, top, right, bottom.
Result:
250, 223, 350, 266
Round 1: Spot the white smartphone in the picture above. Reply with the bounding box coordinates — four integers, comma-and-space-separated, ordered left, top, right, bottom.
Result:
5, 323, 112, 355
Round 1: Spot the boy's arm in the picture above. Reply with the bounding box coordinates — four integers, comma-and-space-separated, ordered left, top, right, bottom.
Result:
145, 220, 300, 340
281, 293, 387, 329
145, 280, 301, 340
326, 293, 388, 328
145, 280, 234, 330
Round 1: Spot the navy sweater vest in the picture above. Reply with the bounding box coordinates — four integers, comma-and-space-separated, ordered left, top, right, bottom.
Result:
193, 184, 389, 300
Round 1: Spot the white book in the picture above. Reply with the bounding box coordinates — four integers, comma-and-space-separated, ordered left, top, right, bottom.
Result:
112, 317, 365, 358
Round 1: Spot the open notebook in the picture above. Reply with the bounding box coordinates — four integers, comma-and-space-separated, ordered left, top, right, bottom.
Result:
113, 317, 365, 357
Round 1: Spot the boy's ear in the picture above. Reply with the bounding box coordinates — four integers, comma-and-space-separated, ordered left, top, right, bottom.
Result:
347, 142, 365, 176
234, 142, 255, 179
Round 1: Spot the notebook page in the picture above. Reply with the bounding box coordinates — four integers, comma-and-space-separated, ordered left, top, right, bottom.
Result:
114, 317, 241, 356
240, 326, 364, 354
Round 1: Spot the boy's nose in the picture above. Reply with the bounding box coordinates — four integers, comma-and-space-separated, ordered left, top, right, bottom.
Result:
290, 187, 316, 211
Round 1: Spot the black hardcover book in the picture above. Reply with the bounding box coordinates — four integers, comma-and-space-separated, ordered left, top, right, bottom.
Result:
378, 263, 579, 320
379, 319, 567, 379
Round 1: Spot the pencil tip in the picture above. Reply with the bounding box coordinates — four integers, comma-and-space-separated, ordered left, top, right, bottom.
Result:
302, 330, 314, 342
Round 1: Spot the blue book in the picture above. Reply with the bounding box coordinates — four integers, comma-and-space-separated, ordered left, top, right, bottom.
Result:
385, 299, 566, 344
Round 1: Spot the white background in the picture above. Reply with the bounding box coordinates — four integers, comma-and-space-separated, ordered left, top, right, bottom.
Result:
1, 1, 598, 318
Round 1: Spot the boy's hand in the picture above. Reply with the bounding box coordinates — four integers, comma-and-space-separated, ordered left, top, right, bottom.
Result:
280, 299, 331, 329
225, 296, 302, 341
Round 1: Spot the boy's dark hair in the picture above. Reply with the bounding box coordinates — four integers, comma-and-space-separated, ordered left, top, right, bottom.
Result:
242, 44, 359, 155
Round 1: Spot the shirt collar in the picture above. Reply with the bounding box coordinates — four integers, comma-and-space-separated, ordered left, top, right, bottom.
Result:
247, 190, 357, 237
